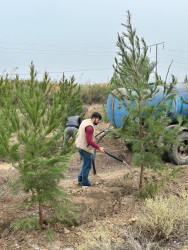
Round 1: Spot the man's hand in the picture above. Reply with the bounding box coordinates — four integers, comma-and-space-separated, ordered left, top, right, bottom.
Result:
99, 146, 105, 153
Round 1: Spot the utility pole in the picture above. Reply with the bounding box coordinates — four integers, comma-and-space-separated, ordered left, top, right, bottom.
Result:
148, 42, 165, 75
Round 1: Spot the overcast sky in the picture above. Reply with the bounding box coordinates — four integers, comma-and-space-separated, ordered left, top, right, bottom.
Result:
0, 0, 188, 83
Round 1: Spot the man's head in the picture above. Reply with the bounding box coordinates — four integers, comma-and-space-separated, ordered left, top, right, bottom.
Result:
91, 112, 102, 125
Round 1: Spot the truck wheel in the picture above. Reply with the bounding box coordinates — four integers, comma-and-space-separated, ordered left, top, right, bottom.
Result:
170, 131, 188, 165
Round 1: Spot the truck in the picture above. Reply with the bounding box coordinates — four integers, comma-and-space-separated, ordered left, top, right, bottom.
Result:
106, 82, 188, 165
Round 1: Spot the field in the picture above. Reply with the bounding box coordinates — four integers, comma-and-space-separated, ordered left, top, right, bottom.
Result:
0, 104, 188, 250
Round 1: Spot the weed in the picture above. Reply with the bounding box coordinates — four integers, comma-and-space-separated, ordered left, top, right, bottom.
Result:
10, 216, 40, 231
45, 228, 56, 242
123, 226, 160, 250
137, 192, 188, 240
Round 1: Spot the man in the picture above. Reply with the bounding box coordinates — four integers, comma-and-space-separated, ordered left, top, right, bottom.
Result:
75, 112, 105, 186
63, 114, 82, 147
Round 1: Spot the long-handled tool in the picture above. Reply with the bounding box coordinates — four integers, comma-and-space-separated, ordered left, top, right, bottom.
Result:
104, 150, 139, 189
93, 129, 110, 175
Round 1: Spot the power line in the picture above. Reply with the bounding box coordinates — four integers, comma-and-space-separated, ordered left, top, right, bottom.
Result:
2, 67, 112, 76
0, 46, 115, 55
156, 60, 188, 66
0, 60, 29, 67
158, 52, 188, 60
0, 50, 115, 56
174, 61, 188, 66
0, 41, 116, 50
0, 60, 113, 72
167, 49, 188, 53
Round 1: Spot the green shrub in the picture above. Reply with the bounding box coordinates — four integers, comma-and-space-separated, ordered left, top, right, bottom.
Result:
137, 192, 188, 240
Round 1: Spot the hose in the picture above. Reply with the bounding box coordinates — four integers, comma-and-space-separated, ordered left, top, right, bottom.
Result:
104, 150, 139, 189
92, 130, 110, 174
104, 150, 123, 162
92, 130, 139, 188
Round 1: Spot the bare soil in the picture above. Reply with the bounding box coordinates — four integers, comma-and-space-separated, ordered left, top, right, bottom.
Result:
0, 104, 188, 250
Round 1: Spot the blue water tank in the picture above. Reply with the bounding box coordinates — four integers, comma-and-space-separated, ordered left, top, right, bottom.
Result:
107, 83, 188, 128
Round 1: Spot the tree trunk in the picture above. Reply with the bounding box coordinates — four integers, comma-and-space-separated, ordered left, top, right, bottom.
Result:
139, 165, 144, 189
39, 204, 43, 226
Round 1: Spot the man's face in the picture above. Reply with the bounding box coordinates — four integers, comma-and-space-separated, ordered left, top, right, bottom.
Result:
93, 117, 101, 125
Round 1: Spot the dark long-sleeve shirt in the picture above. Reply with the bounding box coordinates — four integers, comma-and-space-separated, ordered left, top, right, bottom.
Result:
85, 125, 100, 150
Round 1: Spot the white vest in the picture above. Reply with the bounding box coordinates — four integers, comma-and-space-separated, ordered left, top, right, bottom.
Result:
75, 119, 95, 153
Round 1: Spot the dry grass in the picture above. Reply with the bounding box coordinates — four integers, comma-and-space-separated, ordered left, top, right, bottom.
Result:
80, 83, 110, 104
137, 192, 188, 240
123, 227, 160, 250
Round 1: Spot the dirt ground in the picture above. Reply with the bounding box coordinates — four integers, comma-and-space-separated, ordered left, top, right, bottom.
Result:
0, 104, 188, 250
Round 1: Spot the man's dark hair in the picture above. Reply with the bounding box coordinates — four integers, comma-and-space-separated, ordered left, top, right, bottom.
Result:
91, 112, 102, 120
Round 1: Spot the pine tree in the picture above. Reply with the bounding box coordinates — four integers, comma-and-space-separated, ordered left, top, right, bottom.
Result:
0, 75, 20, 162
111, 11, 180, 197
9, 62, 78, 226
57, 74, 84, 128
